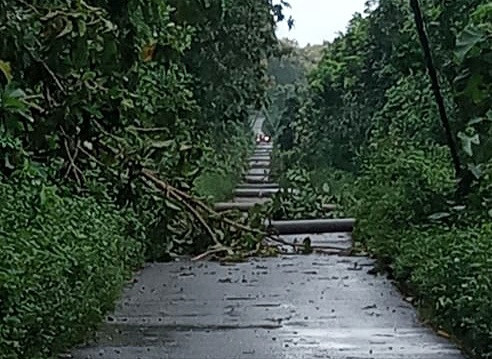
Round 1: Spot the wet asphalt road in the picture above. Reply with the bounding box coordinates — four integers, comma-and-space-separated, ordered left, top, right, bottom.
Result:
72, 119, 466, 358
72, 256, 465, 359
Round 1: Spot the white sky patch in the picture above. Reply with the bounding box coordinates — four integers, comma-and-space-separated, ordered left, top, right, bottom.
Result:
276, 0, 368, 46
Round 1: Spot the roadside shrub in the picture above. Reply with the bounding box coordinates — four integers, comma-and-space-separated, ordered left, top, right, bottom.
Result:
308, 167, 357, 210
193, 172, 238, 202
351, 141, 491, 357
270, 166, 356, 220
272, 1, 491, 356
0, 178, 143, 358
395, 224, 492, 358
193, 124, 252, 202
269, 167, 337, 220
0, 0, 282, 357
353, 141, 455, 262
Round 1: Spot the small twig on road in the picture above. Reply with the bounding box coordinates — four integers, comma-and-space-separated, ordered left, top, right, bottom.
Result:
191, 246, 229, 261
265, 235, 347, 253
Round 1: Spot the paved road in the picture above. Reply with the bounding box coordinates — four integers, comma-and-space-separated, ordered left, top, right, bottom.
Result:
253, 115, 265, 136
72, 121, 466, 358
72, 256, 465, 359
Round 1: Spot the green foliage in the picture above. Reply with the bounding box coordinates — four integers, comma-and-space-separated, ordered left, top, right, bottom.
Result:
268, 168, 335, 220
267, 166, 354, 220
194, 122, 253, 201
371, 73, 443, 144
0, 0, 279, 255
353, 142, 455, 262
282, 0, 491, 176
267, 40, 308, 87
0, 0, 283, 357
0, 176, 142, 358
193, 171, 237, 202
395, 225, 492, 357
173, 0, 278, 127
454, 3, 492, 178
272, 0, 492, 356
264, 84, 300, 143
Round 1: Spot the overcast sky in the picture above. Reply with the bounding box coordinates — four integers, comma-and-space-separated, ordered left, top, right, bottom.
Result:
276, 0, 368, 46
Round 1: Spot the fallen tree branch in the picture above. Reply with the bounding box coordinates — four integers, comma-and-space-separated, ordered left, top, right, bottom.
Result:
41, 61, 66, 94
169, 190, 233, 255
142, 169, 268, 235
191, 246, 229, 261
140, 169, 350, 259
140, 170, 234, 256
76, 145, 120, 177
62, 135, 84, 185
127, 126, 169, 133
280, 249, 349, 256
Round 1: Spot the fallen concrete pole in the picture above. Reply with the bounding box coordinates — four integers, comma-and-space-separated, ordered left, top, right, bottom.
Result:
249, 156, 271, 162
236, 183, 279, 189
244, 175, 270, 184
234, 188, 301, 198
215, 201, 269, 212
232, 197, 271, 204
267, 218, 355, 234
247, 170, 270, 177
252, 153, 271, 158
249, 161, 270, 168
234, 188, 280, 198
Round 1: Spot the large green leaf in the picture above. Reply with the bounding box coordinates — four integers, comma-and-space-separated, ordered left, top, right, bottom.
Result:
456, 25, 485, 62
0, 60, 12, 83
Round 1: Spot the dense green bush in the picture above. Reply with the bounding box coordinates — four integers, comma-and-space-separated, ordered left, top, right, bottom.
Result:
193, 171, 238, 202
271, 0, 492, 357
396, 225, 492, 357
0, 1, 284, 357
193, 123, 253, 202
267, 166, 354, 220
353, 141, 455, 261
0, 0, 278, 255
350, 142, 492, 357
0, 176, 142, 358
